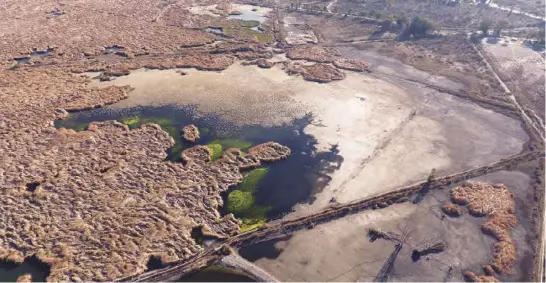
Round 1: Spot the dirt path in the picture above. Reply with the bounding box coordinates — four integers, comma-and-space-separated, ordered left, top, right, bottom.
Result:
153, 1, 177, 23
334, 109, 417, 196
218, 253, 280, 282
470, 39, 545, 141
326, 0, 338, 13
484, 0, 545, 20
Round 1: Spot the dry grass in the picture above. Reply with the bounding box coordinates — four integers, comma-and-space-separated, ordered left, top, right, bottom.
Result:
441, 202, 462, 217
286, 46, 339, 63
16, 274, 32, 283
0, 66, 291, 281
463, 270, 500, 282
333, 58, 370, 72
182, 124, 200, 143
448, 181, 517, 279
0, 0, 224, 66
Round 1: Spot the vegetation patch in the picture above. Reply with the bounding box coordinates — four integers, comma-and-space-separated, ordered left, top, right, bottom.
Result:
239, 167, 269, 191
227, 168, 271, 232
223, 27, 274, 43
237, 20, 260, 28
207, 143, 224, 161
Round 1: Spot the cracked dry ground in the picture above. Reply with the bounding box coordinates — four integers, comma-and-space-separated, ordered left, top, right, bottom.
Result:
0, 68, 291, 281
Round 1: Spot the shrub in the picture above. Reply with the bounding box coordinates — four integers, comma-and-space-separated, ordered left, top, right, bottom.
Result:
404, 16, 435, 37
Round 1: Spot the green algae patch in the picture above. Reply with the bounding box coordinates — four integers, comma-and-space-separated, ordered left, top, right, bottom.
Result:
121, 116, 177, 134
207, 143, 223, 161
227, 168, 271, 232
120, 116, 140, 126
227, 190, 254, 214
240, 217, 266, 233
239, 168, 268, 192
72, 122, 89, 132
211, 139, 253, 150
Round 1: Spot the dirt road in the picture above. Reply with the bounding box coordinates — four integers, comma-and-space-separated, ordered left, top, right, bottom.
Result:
470, 38, 545, 141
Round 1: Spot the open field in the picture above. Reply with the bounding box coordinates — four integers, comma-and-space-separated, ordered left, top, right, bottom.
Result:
480, 36, 545, 120
0, 0, 544, 281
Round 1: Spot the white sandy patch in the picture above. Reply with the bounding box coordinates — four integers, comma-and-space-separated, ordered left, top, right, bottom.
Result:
188, 4, 221, 17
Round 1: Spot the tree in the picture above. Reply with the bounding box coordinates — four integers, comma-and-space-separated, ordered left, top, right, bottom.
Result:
494, 20, 509, 36
380, 16, 395, 31
404, 16, 435, 37
395, 14, 409, 29
537, 28, 545, 45
528, 28, 545, 46
479, 19, 492, 35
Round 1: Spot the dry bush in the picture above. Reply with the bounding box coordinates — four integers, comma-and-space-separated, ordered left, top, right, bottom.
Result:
182, 124, 200, 143
463, 270, 500, 282
286, 46, 339, 63
16, 274, 32, 283
333, 58, 370, 72
301, 63, 346, 83
441, 202, 462, 217
450, 181, 518, 279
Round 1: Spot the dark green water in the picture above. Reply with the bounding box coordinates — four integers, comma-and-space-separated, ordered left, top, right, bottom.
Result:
0, 256, 50, 282
178, 266, 255, 282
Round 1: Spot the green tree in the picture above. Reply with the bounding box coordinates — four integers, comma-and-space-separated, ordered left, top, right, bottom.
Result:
479, 19, 492, 35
